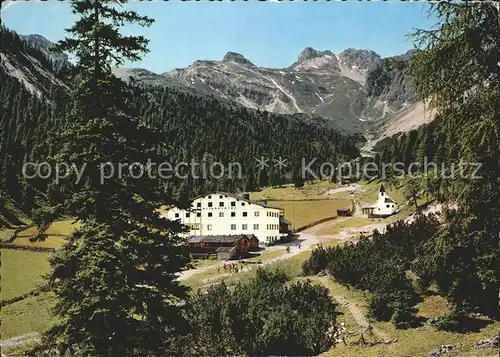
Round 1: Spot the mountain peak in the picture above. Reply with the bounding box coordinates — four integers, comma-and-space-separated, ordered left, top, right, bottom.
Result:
222, 52, 254, 66
338, 48, 381, 71
297, 47, 334, 63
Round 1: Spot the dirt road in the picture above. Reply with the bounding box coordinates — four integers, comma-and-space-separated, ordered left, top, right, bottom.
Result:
177, 215, 393, 283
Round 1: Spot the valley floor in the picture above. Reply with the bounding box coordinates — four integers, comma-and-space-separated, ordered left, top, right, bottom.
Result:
1, 181, 498, 356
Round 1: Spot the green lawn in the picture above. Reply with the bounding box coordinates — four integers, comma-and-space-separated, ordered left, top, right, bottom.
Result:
13, 219, 79, 250
267, 200, 351, 230
192, 256, 219, 269
0, 292, 57, 339
13, 235, 69, 249
316, 217, 373, 236
1, 249, 52, 300
17, 219, 80, 238
0, 228, 15, 242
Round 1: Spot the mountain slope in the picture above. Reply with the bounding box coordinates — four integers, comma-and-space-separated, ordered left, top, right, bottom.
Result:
2, 28, 434, 147
1, 28, 362, 205
114, 48, 388, 134
114, 47, 433, 137
0, 28, 69, 98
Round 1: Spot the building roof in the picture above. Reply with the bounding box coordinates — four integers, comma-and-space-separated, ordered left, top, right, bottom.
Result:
220, 192, 282, 210
216, 246, 237, 253
248, 234, 259, 241
186, 234, 251, 244
189, 192, 282, 210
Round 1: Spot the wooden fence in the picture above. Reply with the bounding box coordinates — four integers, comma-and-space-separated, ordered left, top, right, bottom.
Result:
294, 216, 338, 233
6, 225, 34, 243
1, 283, 52, 307
263, 197, 351, 202
0, 243, 56, 253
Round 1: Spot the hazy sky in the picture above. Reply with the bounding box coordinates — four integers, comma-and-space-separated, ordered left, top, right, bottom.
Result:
1, 1, 436, 73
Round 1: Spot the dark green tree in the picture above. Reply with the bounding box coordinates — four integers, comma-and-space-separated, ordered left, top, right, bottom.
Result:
33, 1, 190, 355
410, 2, 500, 324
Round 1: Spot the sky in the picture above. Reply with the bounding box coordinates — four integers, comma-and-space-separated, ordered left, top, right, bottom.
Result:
1, 1, 437, 73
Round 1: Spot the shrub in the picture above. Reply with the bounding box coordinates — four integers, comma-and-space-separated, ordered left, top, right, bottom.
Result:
182, 268, 339, 356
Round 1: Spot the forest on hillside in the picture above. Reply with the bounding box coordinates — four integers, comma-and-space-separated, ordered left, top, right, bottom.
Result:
0, 26, 361, 222
305, 1, 500, 334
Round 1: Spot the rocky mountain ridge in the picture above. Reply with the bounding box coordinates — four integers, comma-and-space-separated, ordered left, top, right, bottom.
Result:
1, 29, 433, 143
113, 46, 424, 136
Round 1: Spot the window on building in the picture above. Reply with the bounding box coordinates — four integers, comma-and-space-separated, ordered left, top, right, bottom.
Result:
231, 212, 235, 217
219, 202, 224, 207
186, 213, 190, 218
231, 201, 236, 207
386, 204, 390, 208
208, 202, 213, 207
208, 212, 213, 217
197, 212, 201, 217
254, 211, 259, 217
231, 224, 236, 230
207, 224, 212, 231
253, 224, 259, 230
197, 202, 201, 208
242, 202, 245, 206
242, 224, 247, 230
208, 195, 212, 199
243, 212, 247, 217
175, 213, 179, 218
219, 212, 224, 217
219, 195, 223, 199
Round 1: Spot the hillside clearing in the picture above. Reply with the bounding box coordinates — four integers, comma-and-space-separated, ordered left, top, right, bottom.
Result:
1, 249, 51, 300
250, 180, 339, 201
316, 217, 372, 236
0, 292, 57, 340
17, 219, 80, 238
267, 199, 351, 229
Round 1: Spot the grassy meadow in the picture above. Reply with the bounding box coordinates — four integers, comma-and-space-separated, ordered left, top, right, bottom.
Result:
316, 217, 373, 236
0, 249, 51, 300
11, 219, 79, 249
0, 292, 57, 340
250, 180, 339, 201
16, 219, 80, 238
267, 199, 351, 229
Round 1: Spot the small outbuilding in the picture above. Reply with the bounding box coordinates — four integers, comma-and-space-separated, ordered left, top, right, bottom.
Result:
216, 246, 238, 260
337, 208, 352, 217
185, 234, 258, 260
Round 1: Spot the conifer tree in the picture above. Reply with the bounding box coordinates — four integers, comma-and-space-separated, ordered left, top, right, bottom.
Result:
33, 1, 189, 355
410, 2, 500, 324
